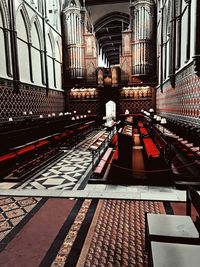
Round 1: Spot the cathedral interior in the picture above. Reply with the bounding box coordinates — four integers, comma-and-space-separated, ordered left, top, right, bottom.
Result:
0, 0, 200, 266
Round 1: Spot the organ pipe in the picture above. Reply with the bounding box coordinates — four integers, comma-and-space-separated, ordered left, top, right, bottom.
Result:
63, 2, 84, 79
131, 1, 155, 76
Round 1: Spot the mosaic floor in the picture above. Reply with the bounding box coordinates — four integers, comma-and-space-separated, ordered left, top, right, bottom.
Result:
1, 198, 163, 267
0, 196, 41, 245
0, 195, 189, 267
18, 131, 102, 191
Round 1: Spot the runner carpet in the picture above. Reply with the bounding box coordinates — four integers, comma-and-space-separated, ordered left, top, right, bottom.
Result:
0, 197, 186, 267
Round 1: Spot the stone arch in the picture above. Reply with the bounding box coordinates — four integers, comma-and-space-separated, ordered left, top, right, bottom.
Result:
31, 15, 44, 50
0, 0, 9, 28
55, 37, 62, 62
47, 29, 55, 57
16, 4, 31, 42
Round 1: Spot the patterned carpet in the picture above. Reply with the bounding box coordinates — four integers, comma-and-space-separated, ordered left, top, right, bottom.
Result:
0, 198, 171, 267
76, 200, 165, 267
44, 199, 165, 267
0, 196, 42, 246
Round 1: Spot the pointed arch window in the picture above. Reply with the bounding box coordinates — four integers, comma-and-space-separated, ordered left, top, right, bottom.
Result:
31, 17, 45, 85
16, 6, 33, 83
70, 0, 77, 8
0, 2, 12, 78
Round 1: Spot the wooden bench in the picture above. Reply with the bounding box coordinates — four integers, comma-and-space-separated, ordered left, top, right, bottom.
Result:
0, 152, 17, 177
93, 147, 113, 177
89, 131, 108, 151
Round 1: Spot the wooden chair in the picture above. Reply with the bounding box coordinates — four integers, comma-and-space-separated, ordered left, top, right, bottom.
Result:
145, 186, 200, 251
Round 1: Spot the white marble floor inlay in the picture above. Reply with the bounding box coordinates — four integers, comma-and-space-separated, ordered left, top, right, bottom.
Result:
17, 130, 100, 190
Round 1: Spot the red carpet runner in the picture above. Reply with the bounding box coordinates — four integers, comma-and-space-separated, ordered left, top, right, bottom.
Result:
0, 198, 76, 267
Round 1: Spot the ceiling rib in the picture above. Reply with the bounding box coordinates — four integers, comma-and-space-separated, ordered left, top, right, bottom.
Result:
94, 12, 130, 65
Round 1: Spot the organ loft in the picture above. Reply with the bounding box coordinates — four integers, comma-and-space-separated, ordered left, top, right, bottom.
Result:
0, 1, 200, 266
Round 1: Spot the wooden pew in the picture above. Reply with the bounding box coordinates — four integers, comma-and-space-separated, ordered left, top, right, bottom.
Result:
0, 152, 17, 178
143, 137, 160, 159
93, 147, 113, 178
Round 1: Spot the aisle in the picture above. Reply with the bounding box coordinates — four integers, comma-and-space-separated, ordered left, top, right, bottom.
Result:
17, 131, 100, 191
0, 198, 76, 267
132, 130, 146, 179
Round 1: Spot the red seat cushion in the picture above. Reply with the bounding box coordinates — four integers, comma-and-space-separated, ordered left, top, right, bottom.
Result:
36, 140, 49, 148
143, 138, 160, 158
140, 127, 148, 135
94, 166, 103, 175
138, 121, 144, 127
0, 153, 16, 163
17, 145, 36, 155
102, 148, 113, 161
112, 148, 118, 161
61, 131, 70, 138
111, 134, 118, 145
54, 135, 60, 141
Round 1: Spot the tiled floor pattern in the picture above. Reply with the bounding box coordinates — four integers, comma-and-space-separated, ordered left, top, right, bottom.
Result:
0, 196, 40, 242
18, 130, 105, 191
0, 129, 193, 202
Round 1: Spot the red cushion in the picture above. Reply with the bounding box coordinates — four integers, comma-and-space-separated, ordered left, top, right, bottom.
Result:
54, 135, 60, 140
102, 148, 113, 161
17, 145, 35, 155
69, 130, 75, 134
111, 134, 118, 145
61, 132, 70, 138
112, 148, 118, 161
98, 161, 106, 168
143, 138, 160, 158
138, 121, 144, 127
36, 140, 49, 148
94, 166, 103, 174
0, 153, 16, 163
140, 127, 148, 135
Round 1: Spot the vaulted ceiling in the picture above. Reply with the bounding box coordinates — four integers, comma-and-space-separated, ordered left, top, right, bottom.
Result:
81, 0, 130, 65
84, 0, 130, 5
94, 12, 130, 65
